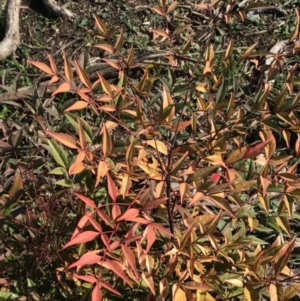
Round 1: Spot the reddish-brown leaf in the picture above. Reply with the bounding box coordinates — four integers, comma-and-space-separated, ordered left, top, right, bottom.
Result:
273, 236, 296, 276
93, 14, 108, 35
142, 197, 168, 211
244, 138, 272, 159
64, 231, 100, 249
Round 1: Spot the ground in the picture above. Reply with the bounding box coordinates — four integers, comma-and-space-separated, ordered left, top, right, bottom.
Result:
0, 0, 296, 92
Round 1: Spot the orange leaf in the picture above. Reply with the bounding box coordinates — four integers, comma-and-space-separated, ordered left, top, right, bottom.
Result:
74, 60, 91, 89
99, 105, 116, 112
102, 58, 120, 70
94, 44, 114, 53
48, 75, 59, 85
98, 73, 112, 95
116, 208, 139, 222
47, 53, 58, 74
69, 252, 102, 269
146, 140, 168, 155
63, 51, 73, 83
69, 161, 85, 175
150, 6, 165, 16
52, 82, 71, 96
107, 173, 117, 202
167, 1, 178, 14
28, 60, 53, 75
171, 120, 191, 132
121, 175, 131, 199
95, 161, 108, 188
142, 272, 156, 295
102, 124, 112, 158
105, 259, 133, 287
74, 193, 97, 209
64, 100, 88, 112
64, 231, 100, 249
149, 29, 169, 39
46, 131, 78, 149
92, 283, 102, 301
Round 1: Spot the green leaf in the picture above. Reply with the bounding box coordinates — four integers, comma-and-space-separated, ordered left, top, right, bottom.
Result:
48, 167, 67, 175
273, 237, 296, 276
0, 291, 19, 300
170, 151, 189, 175
65, 113, 93, 142
215, 76, 226, 104
48, 139, 69, 169
55, 179, 73, 187
186, 165, 220, 182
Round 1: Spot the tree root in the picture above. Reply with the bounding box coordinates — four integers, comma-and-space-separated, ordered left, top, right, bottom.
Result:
0, 0, 75, 61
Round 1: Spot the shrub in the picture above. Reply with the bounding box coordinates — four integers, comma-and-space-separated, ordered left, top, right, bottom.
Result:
1, 1, 300, 300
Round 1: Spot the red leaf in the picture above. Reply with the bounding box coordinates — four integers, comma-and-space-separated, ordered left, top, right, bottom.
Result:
145, 225, 156, 254
73, 274, 97, 283
64, 231, 100, 249
71, 214, 90, 239
92, 282, 102, 301
210, 173, 221, 183
121, 244, 139, 278
74, 193, 97, 209
68, 252, 102, 269
99, 279, 122, 296
116, 208, 139, 222
104, 259, 133, 287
